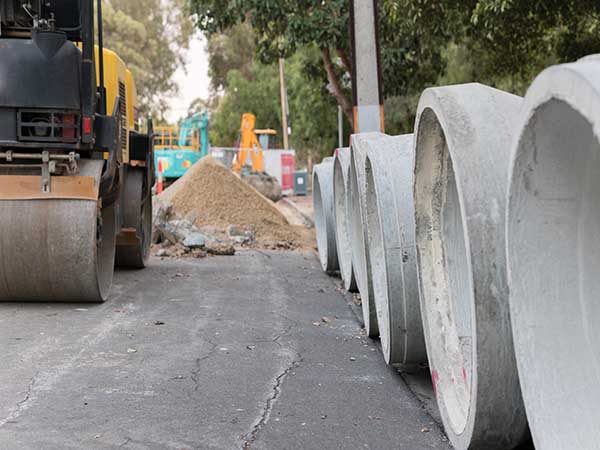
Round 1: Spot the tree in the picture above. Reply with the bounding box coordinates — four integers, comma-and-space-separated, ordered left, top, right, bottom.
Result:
102, 0, 194, 118
188, 0, 467, 124
192, 0, 600, 136
467, 0, 600, 91
188, 0, 353, 120
208, 47, 342, 163
207, 22, 256, 93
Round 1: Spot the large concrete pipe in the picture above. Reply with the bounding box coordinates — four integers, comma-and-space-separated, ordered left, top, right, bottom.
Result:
364, 134, 427, 367
506, 56, 600, 450
349, 132, 387, 337
313, 158, 339, 274
413, 84, 529, 449
333, 148, 358, 292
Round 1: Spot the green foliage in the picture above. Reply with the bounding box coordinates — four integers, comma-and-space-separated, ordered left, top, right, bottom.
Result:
102, 0, 194, 118
207, 22, 256, 93
192, 0, 600, 137
209, 47, 342, 163
189, 0, 349, 61
208, 62, 281, 147
380, 0, 468, 97
468, 0, 600, 90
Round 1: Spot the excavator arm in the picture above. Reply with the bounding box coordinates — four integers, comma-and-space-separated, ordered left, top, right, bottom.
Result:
233, 113, 264, 174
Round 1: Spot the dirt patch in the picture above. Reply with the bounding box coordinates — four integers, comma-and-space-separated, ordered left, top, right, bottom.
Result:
158, 156, 315, 250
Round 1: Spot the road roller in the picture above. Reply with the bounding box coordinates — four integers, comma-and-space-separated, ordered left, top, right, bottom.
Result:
0, 0, 154, 302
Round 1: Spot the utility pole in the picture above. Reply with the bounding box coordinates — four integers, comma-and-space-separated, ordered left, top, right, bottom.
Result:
349, 0, 384, 133
278, 58, 290, 149
338, 106, 344, 148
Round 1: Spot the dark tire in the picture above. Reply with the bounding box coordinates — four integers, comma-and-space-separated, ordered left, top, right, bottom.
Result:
115, 169, 152, 268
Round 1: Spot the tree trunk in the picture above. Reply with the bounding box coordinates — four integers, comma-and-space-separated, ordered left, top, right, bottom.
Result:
336, 48, 352, 75
321, 47, 353, 122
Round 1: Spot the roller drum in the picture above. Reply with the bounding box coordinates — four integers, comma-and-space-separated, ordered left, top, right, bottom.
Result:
0, 161, 116, 302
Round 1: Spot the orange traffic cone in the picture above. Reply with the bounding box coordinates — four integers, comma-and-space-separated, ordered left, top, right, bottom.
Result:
157, 159, 164, 194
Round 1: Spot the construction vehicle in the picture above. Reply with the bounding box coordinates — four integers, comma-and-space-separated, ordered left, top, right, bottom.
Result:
0, 0, 154, 302
232, 113, 282, 202
255, 128, 278, 150
154, 111, 209, 181
232, 113, 265, 174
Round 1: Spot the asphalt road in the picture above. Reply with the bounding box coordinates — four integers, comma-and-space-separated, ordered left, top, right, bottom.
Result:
0, 250, 451, 450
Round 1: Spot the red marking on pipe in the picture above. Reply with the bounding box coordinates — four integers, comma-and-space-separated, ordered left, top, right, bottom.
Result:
462, 366, 468, 384
431, 370, 439, 397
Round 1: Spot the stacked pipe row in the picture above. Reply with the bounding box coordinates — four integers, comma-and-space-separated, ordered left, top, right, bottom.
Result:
312, 55, 600, 450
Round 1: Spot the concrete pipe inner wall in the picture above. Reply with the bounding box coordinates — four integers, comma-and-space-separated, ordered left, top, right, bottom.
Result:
349, 132, 387, 337
507, 57, 600, 450
333, 148, 358, 292
414, 84, 528, 450
364, 134, 427, 367
313, 159, 339, 274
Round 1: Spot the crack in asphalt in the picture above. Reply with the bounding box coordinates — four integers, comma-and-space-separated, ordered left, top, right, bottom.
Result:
239, 296, 304, 449
0, 373, 38, 426
191, 337, 217, 391
118, 437, 132, 448
240, 350, 304, 450
271, 324, 294, 348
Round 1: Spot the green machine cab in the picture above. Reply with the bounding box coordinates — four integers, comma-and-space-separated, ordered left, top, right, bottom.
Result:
154, 111, 209, 180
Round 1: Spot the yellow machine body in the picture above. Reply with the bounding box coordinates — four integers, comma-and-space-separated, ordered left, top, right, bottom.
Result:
233, 113, 265, 173
91, 46, 137, 163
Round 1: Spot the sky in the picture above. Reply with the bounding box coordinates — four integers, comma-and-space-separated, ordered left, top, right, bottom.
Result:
165, 33, 211, 123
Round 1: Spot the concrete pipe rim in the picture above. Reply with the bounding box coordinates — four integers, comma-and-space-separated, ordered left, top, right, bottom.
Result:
333, 150, 357, 291
349, 148, 378, 337
507, 59, 600, 450
364, 135, 426, 367
364, 154, 394, 362
414, 84, 528, 450
313, 161, 338, 274
313, 164, 329, 272
414, 107, 476, 437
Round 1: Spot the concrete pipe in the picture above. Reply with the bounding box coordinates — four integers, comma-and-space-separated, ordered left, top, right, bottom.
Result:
364, 134, 427, 367
507, 56, 600, 450
313, 159, 339, 274
333, 148, 358, 292
413, 83, 529, 449
349, 132, 387, 337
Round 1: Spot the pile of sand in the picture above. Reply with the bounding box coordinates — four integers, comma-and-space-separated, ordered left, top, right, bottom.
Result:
158, 156, 313, 249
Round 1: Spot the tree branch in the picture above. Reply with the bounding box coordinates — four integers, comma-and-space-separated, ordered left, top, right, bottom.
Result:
322, 47, 353, 122
336, 48, 352, 74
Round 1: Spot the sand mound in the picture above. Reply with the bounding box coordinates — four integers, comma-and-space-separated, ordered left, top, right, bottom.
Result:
159, 156, 313, 249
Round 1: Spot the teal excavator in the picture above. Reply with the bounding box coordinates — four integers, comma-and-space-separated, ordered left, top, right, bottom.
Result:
154, 111, 209, 180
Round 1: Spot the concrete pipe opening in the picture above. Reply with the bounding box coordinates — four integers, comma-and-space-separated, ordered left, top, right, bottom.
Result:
333, 148, 358, 292
507, 59, 600, 450
313, 160, 339, 274
349, 133, 386, 337
414, 85, 528, 450
364, 134, 426, 367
